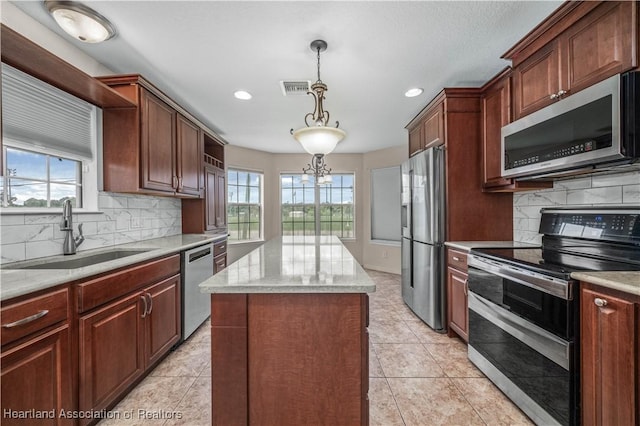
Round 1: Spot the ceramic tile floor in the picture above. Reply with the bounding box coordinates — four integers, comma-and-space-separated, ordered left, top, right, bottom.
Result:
98, 270, 533, 426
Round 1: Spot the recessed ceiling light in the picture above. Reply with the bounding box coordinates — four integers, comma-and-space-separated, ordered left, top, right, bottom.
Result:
234, 90, 252, 100
45, 1, 116, 43
405, 88, 424, 98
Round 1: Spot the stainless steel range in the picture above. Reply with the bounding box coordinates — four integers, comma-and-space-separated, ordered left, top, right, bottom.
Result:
466, 207, 640, 426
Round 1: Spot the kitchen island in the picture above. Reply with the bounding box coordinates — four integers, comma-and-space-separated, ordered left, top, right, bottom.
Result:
200, 236, 375, 426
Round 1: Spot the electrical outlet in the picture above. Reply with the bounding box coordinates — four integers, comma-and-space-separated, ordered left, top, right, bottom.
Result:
131, 217, 142, 228
382, 250, 388, 259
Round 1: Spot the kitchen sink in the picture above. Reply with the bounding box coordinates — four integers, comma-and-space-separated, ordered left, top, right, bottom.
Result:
3, 249, 151, 270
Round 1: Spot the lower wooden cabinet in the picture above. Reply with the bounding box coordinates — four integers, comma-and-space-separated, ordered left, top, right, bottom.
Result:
446, 248, 469, 342
581, 282, 639, 426
1, 286, 73, 426
1, 324, 73, 426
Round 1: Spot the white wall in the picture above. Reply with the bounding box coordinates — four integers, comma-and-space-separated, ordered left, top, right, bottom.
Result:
513, 169, 640, 244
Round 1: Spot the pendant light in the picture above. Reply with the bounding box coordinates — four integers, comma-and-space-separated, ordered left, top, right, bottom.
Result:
291, 40, 346, 156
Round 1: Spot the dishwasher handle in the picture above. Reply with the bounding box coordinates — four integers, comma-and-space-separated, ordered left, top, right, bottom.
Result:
188, 247, 212, 263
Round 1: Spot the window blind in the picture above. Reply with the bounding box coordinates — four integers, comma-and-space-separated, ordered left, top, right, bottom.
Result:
2, 63, 95, 159
371, 166, 401, 242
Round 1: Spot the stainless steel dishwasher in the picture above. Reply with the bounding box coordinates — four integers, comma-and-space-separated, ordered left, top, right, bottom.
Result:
181, 243, 214, 341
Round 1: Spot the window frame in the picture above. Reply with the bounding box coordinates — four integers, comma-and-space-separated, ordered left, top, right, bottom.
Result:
226, 168, 264, 243
279, 171, 356, 240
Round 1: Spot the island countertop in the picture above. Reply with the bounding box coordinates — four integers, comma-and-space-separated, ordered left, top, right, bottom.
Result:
200, 236, 376, 294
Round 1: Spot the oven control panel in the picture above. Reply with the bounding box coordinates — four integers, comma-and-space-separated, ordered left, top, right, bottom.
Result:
539, 211, 640, 241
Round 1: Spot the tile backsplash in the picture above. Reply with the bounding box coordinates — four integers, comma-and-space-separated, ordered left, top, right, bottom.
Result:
513, 170, 640, 244
0, 192, 182, 264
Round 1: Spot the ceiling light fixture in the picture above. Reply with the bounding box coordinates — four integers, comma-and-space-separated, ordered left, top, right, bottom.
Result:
290, 39, 346, 156
234, 90, 252, 100
45, 1, 116, 43
301, 154, 333, 186
405, 88, 424, 98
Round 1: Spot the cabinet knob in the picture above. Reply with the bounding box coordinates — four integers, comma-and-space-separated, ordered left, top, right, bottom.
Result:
557, 89, 567, 97
594, 298, 607, 307
550, 93, 558, 100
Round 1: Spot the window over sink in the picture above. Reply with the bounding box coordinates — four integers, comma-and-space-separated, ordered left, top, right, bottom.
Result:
1, 63, 99, 212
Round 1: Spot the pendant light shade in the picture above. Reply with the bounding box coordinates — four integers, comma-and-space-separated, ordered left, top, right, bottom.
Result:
292, 126, 346, 155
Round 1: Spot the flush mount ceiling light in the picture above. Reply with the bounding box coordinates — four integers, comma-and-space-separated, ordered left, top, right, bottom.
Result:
45, 1, 116, 43
405, 88, 424, 98
290, 40, 346, 156
234, 90, 252, 100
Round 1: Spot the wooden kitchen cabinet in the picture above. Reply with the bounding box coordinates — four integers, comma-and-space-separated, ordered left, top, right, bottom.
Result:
580, 282, 639, 426
99, 74, 215, 198
77, 255, 181, 423
480, 68, 552, 192
507, 1, 637, 120
213, 239, 227, 273
1, 287, 73, 426
446, 248, 469, 342
407, 100, 444, 157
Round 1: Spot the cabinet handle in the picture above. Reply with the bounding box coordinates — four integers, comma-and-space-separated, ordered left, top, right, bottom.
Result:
141, 295, 148, 318
550, 93, 558, 100
557, 89, 567, 97
172, 176, 178, 189
146, 293, 153, 315
178, 177, 183, 191
594, 298, 607, 307
452, 256, 460, 262
2, 310, 49, 328
463, 279, 468, 296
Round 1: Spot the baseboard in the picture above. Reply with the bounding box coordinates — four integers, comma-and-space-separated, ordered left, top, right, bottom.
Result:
362, 264, 400, 275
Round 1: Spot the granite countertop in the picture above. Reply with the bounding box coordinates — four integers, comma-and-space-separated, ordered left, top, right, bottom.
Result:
0, 233, 227, 301
200, 236, 376, 294
571, 271, 640, 297
445, 241, 540, 251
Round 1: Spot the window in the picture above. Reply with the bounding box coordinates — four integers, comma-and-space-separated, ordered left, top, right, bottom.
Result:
281, 173, 354, 238
1, 63, 99, 211
1, 147, 82, 208
370, 166, 401, 242
227, 169, 262, 241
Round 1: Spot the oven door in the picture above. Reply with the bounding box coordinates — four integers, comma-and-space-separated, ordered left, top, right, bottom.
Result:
468, 291, 572, 426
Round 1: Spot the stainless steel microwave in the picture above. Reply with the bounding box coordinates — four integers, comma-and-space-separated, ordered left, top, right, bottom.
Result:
501, 71, 639, 179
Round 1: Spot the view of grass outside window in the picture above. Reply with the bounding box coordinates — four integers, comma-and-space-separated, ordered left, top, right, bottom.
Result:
227, 169, 262, 241
281, 173, 354, 238
1, 146, 82, 208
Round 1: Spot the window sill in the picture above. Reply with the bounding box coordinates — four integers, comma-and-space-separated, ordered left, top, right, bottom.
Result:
370, 239, 401, 247
0, 208, 104, 216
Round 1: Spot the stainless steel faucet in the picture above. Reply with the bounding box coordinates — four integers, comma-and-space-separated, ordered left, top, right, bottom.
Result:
60, 199, 84, 255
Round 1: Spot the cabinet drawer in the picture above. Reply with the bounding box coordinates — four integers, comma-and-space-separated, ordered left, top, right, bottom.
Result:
1, 287, 69, 346
214, 240, 227, 257
76, 254, 180, 313
447, 249, 468, 272
214, 254, 227, 274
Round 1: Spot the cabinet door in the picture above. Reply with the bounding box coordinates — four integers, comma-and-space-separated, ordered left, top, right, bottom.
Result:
144, 274, 181, 367
481, 75, 513, 187
561, 1, 636, 96
423, 103, 444, 149
447, 267, 468, 342
79, 292, 145, 415
215, 169, 227, 228
581, 287, 637, 426
205, 166, 218, 231
1, 325, 73, 426
176, 114, 203, 197
140, 89, 176, 193
512, 41, 561, 120
408, 125, 422, 157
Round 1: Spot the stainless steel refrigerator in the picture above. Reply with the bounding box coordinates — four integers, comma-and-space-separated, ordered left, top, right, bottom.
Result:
401, 147, 446, 332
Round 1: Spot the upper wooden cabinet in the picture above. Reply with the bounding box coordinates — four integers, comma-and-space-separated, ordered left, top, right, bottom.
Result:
507, 1, 638, 120
407, 100, 444, 157
99, 74, 219, 198
480, 68, 552, 192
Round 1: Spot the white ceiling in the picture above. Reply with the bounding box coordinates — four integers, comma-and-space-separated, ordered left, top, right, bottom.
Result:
12, 1, 563, 154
